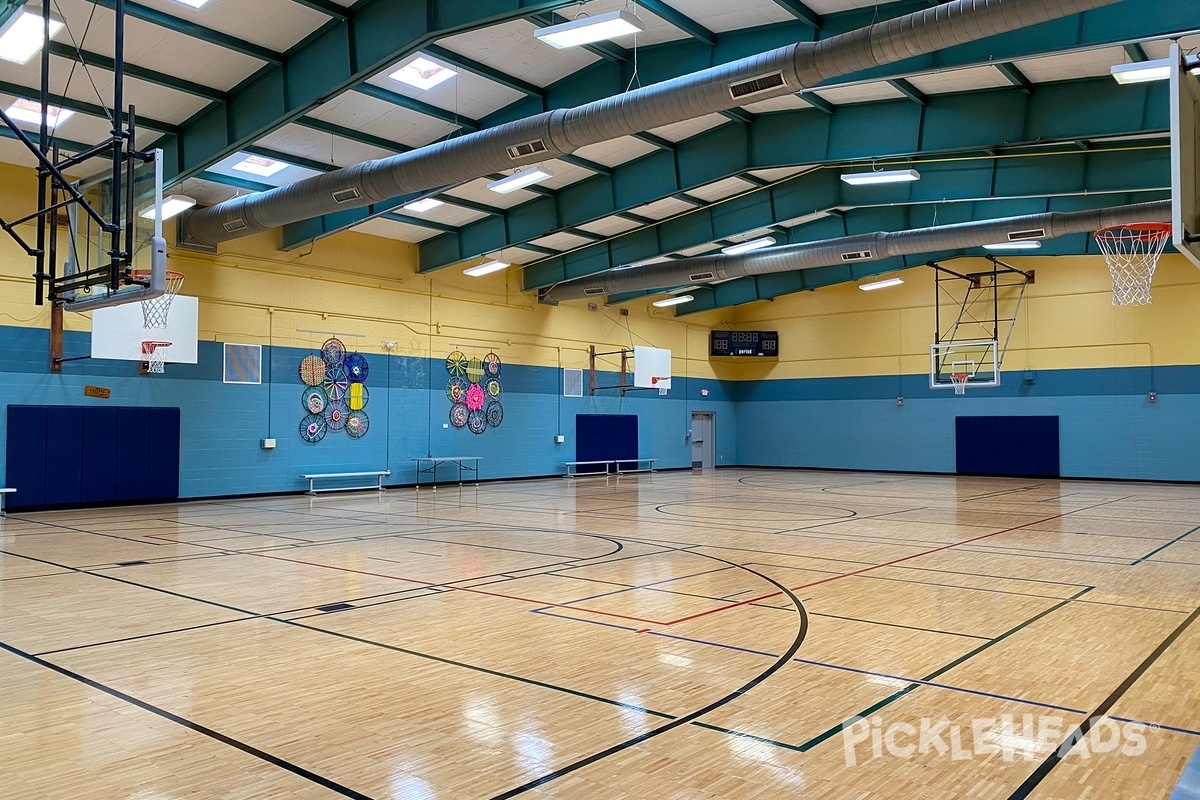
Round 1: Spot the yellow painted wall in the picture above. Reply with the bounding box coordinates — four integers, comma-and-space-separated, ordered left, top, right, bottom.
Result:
0, 162, 724, 378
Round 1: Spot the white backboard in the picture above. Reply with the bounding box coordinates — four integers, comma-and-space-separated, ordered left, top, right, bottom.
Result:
634, 345, 672, 389
1171, 43, 1200, 269
91, 296, 199, 364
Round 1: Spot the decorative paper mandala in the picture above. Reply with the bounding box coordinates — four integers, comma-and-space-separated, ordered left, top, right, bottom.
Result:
323, 366, 349, 402
322, 337, 346, 366
450, 403, 468, 428
299, 355, 326, 386
466, 357, 485, 384
465, 382, 486, 411
324, 400, 349, 431
485, 401, 503, 428
484, 377, 502, 401
446, 377, 469, 404
345, 411, 369, 439
300, 413, 327, 443
483, 352, 502, 378
344, 352, 369, 382
302, 386, 328, 415
467, 408, 487, 434
446, 351, 468, 377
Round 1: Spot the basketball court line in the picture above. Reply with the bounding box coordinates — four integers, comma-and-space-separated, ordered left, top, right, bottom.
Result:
1132, 524, 1200, 564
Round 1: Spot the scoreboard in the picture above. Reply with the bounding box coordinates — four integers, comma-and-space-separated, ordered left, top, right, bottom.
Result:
710, 330, 779, 357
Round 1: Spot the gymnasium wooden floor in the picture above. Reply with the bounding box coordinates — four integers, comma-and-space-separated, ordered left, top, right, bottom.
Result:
1, 469, 1198, 799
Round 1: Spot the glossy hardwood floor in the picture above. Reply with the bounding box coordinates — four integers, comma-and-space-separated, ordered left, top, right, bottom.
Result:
1, 469, 1197, 799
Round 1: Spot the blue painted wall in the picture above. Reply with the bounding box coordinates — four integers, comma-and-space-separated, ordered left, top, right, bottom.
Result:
0, 325, 738, 498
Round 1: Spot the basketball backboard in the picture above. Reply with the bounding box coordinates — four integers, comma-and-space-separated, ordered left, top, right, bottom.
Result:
930, 339, 999, 389
633, 346, 672, 390
90, 295, 199, 366
1171, 43, 1200, 269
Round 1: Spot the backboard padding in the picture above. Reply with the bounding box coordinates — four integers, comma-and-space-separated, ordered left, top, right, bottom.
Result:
1171, 43, 1200, 269
91, 296, 199, 364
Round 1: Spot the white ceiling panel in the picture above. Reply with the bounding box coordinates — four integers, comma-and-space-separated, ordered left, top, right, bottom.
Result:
905, 65, 1014, 95
527, 231, 594, 251
577, 216, 642, 236
178, 176, 245, 207
505, 247, 550, 265
538, 159, 596, 190
51, 0, 263, 92
749, 165, 814, 182
675, 242, 718, 256
128, 0, 328, 55
414, 201, 489, 227
804, 0, 882, 12
256, 124, 397, 168
661, 0, 794, 33
309, 93, 460, 149
741, 93, 810, 114
1012, 46, 1128, 84
571, 136, 659, 167
686, 176, 756, 203
364, 56, 525, 120
1142, 34, 1200, 60
811, 82, 907, 105
629, 196, 697, 219
647, 113, 727, 143
436, 20, 601, 89
352, 217, 440, 243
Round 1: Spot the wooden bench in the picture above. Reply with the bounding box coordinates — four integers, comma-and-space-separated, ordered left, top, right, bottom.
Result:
615, 458, 657, 474
301, 470, 390, 495
563, 460, 615, 478
0, 487, 13, 516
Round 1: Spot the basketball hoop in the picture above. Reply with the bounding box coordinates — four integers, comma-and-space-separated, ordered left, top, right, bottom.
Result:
1093, 223, 1171, 306
951, 372, 969, 395
132, 269, 184, 328
141, 340, 172, 374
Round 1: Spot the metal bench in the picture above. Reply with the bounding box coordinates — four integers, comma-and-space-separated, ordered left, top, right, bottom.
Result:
563, 460, 615, 477
615, 458, 657, 474
0, 487, 13, 516
301, 470, 390, 495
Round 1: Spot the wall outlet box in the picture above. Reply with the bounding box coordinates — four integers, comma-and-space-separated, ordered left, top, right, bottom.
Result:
261, 438, 276, 450
443, 423, 449, 429
555, 434, 565, 444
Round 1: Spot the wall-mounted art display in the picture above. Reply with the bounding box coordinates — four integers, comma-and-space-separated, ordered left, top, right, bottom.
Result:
298, 338, 370, 442
446, 350, 503, 435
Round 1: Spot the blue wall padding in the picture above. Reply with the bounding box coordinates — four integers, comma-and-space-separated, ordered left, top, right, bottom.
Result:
956, 415, 1060, 477
576, 414, 638, 472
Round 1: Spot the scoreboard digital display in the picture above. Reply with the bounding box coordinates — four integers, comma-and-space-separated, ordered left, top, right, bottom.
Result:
710, 330, 779, 357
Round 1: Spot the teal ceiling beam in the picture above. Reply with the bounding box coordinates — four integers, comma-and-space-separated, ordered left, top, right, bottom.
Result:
46, 42, 226, 103
382, 212, 458, 234
677, 190, 1170, 314
287, 0, 350, 18
0, 79, 177, 133
293, 117, 413, 154
798, 91, 836, 114
424, 44, 546, 99
995, 62, 1033, 93
770, 0, 823, 30
888, 78, 928, 106
638, 0, 716, 47
633, 132, 675, 151
197, 171, 275, 194
154, 0, 580, 183
523, 145, 1170, 290
417, 76, 1171, 275
0, 124, 92, 154
87, 0, 284, 64
353, 83, 480, 131
1124, 43, 1150, 62
243, 145, 337, 174
560, 154, 611, 175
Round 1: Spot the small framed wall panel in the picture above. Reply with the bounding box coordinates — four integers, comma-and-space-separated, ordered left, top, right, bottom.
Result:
224, 343, 262, 384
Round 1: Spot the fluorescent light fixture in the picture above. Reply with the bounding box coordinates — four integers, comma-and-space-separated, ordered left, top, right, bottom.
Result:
487, 166, 553, 194
231, 154, 289, 178
859, 277, 904, 291
1110, 59, 1172, 84
652, 294, 694, 307
841, 168, 921, 186
983, 240, 1042, 251
464, 259, 509, 277
139, 195, 196, 220
389, 56, 456, 91
0, 6, 64, 64
171, 0, 211, 7
5, 98, 73, 129
402, 197, 444, 213
721, 236, 776, 255
534, 9, 645, 49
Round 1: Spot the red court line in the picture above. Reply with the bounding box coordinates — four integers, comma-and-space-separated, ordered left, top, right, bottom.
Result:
145, 535, 669, 627
662, 499, 1126, 627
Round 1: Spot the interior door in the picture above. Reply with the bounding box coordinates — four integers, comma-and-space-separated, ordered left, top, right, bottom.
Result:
691, 412, 714, 470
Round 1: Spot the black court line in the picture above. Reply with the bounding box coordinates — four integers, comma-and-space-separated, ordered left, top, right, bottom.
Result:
488, 558, 809, 799
1131, 523, 1200, 565
0, 639, 373, 799
1005, 603, 1200, 800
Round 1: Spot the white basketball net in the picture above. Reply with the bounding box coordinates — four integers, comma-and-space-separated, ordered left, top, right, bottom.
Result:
1094, 224, 1171, 306
142, 341, 171, 374
133, 270, 185, 329
951, 372, 969, 395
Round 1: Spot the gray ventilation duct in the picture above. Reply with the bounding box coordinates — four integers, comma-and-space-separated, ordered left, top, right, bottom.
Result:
182, 0, 1121, 247
537, 201, 1173, 304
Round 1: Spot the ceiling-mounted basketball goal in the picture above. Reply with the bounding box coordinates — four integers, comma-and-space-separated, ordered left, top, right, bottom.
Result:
588, 345, 672, 396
